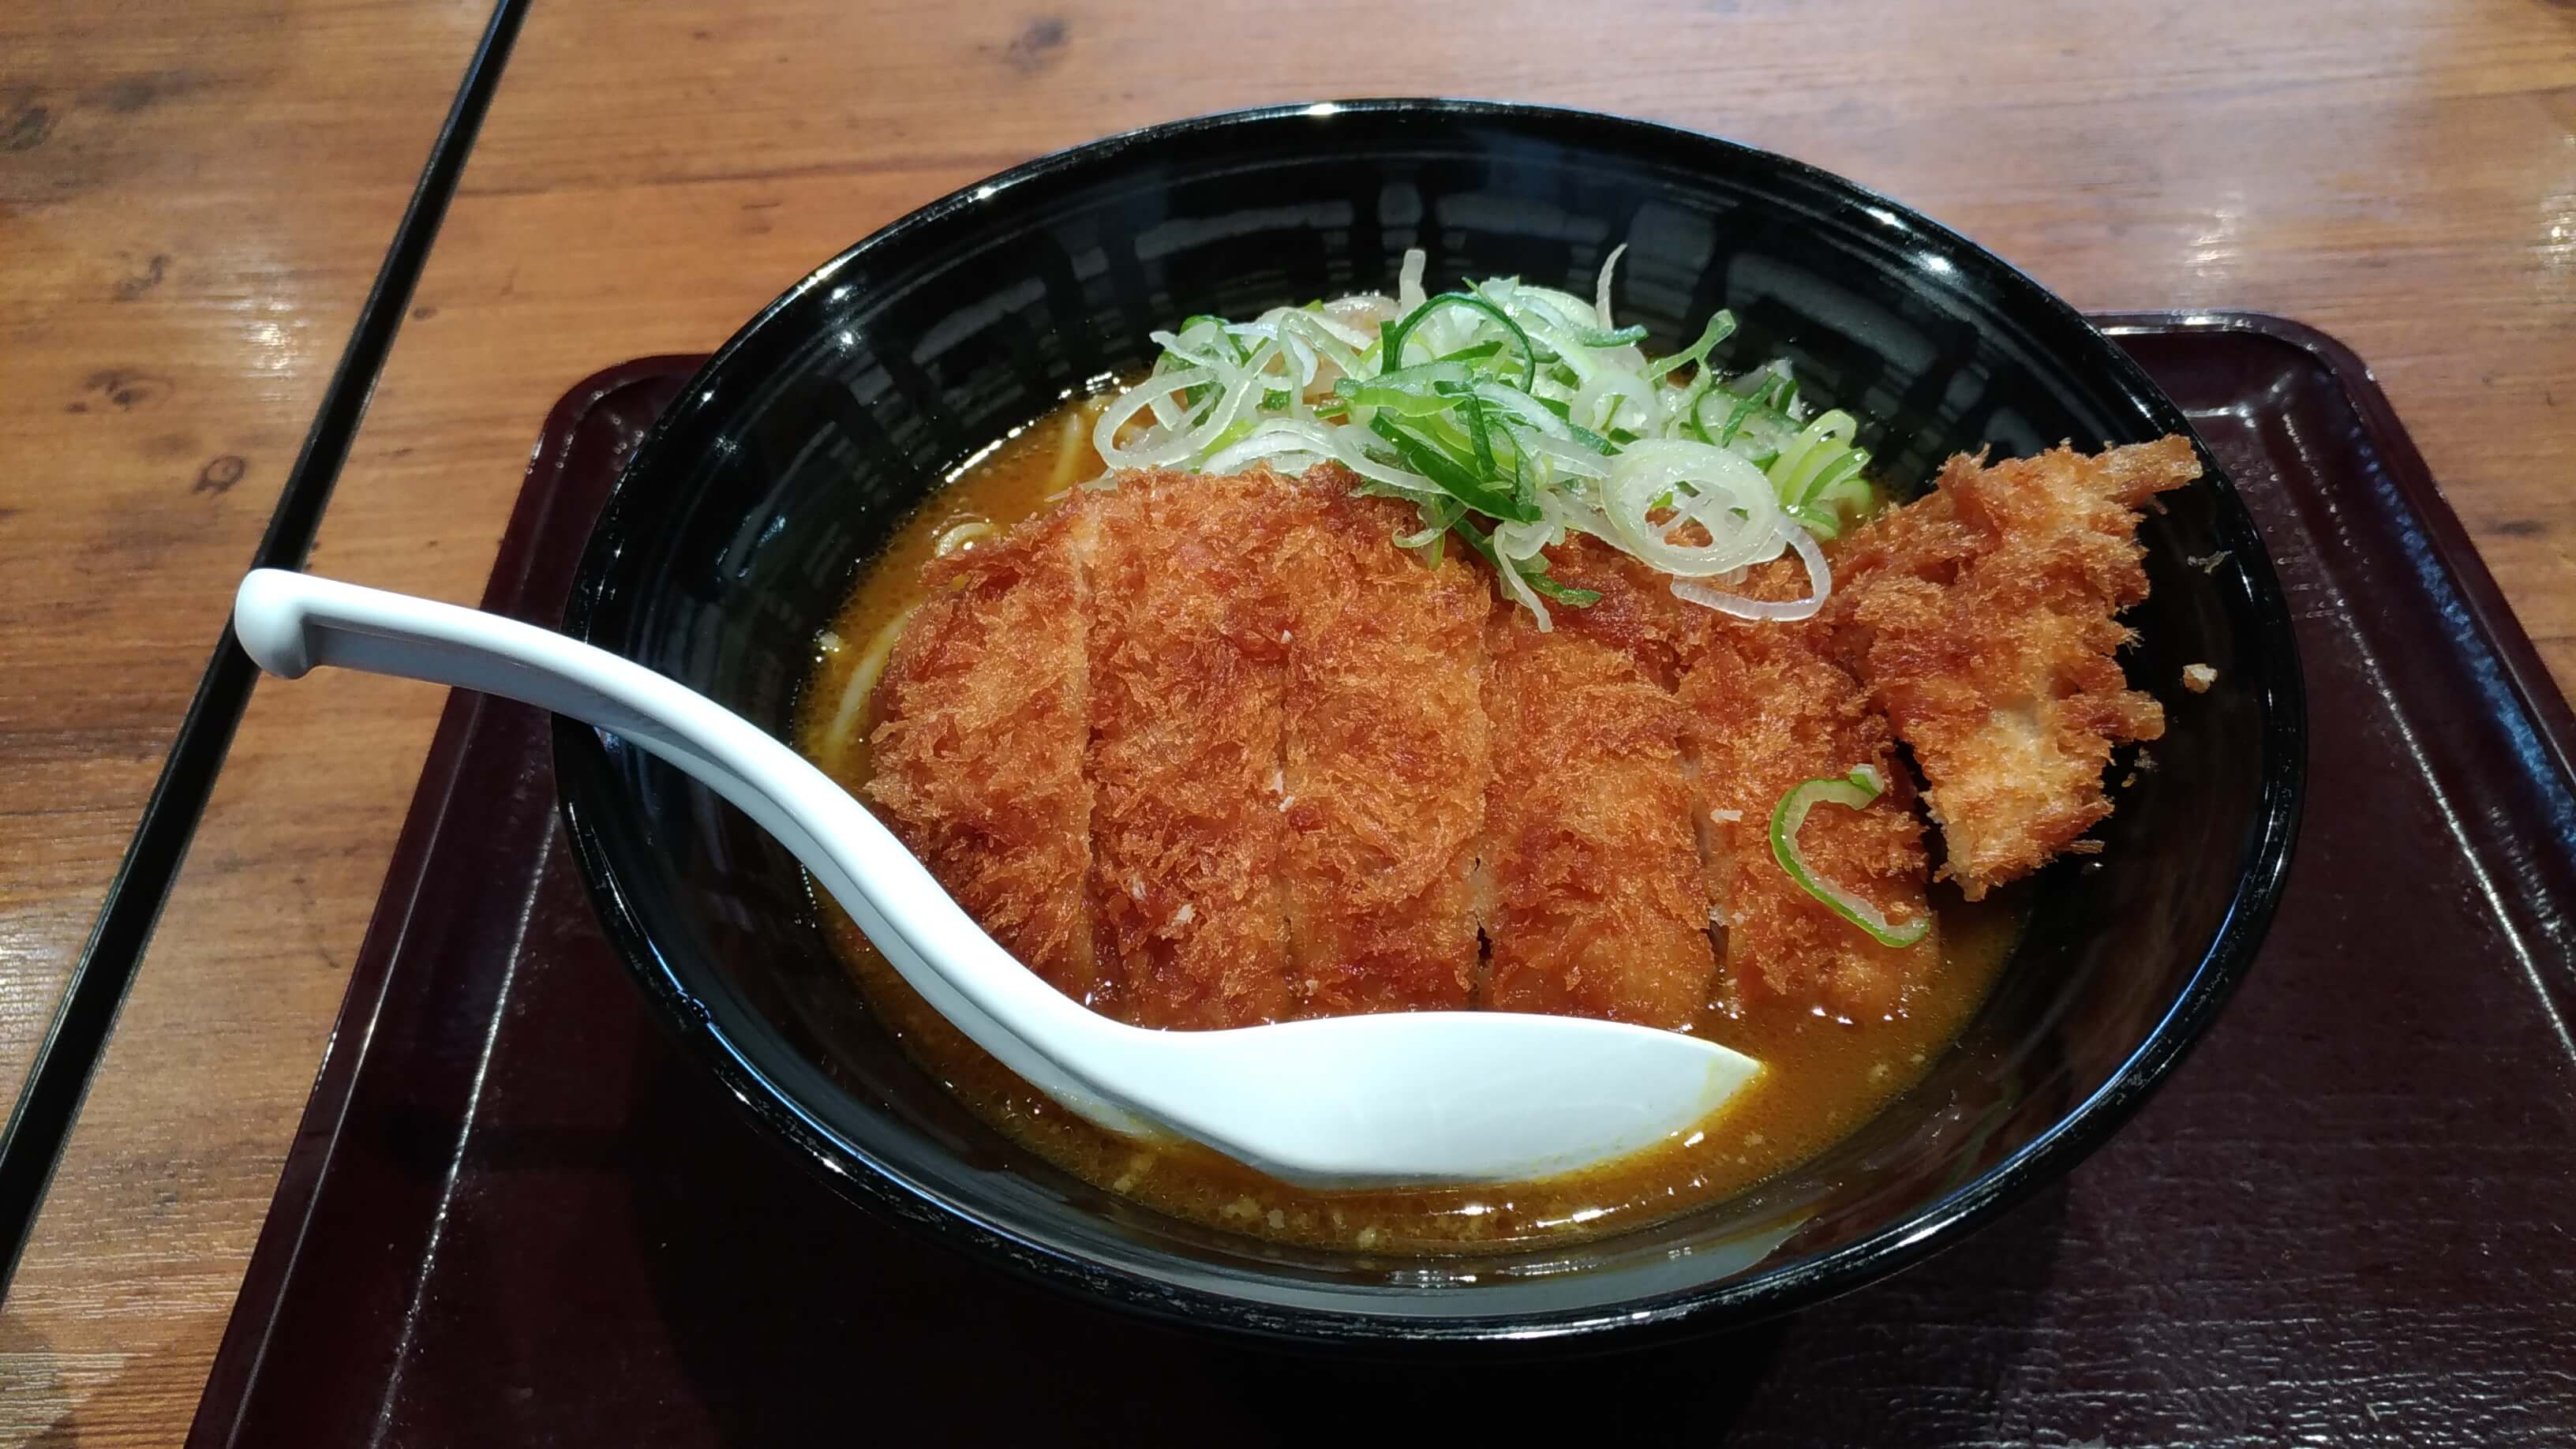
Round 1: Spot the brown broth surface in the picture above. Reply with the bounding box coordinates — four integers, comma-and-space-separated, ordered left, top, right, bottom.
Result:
794, 399, 2021, 1254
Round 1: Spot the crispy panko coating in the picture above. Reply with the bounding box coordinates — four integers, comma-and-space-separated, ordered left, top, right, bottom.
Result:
1084, 470, 1300, 1028
865, 435, 2196, 1032
866, 499, 1103, 1002
1477, 548, 1718, 1029
1537, 533, 1699, 688
1280, 474, 1489, 1015
1679, 567, 1939, 1021
1551, 545, 1940, 1020
1828, 438, 2201, 898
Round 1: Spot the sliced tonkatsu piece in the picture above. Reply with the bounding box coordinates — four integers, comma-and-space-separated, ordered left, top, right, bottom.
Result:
1679, 572, 1939, 1022
1476, 555, 1718, 1030
1828, 438, 2200, 898
1537, 532, 1700, 689
866, 497, 1103, 1003
1084, 470, 1301, 1028
1279, 471, 1490, 1016
1543, 542, 1938, 1022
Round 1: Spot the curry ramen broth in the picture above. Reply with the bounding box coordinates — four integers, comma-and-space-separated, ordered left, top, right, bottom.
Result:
795, 398, 2021, 1253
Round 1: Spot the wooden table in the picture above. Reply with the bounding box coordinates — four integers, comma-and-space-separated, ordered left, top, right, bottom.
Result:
4, 0, 2571, 1437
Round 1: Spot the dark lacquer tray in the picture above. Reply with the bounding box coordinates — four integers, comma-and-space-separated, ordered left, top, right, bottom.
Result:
189, 316, 2576, 1447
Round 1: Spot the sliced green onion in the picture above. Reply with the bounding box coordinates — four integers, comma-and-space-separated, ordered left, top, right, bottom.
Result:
1153, 346, 1219, 411
1167, 316, 1245, 368
1575, 324, 1651, 348
1807, 463, 1875, 521
1794, 451, 1874, 536
1766, 410, 1858, 497
1368, 413, 1538, 522
1381, 292, 1541, 390
1410, 410, 1484, 467
1788, 503, 1842, 538
1522, 567, 1602, 606
1350, 358, 1477, 391
1335, 361, 1477, 417
1714, 390, 1765, 447
1666, 362, 1720, 430
1195, 416, 1258, 465
1563, 420, 1619, 456
1450, 516, 1601, 607
1444, 512, 1507, 573
1091, 248, 1888, 627
1414, 524, 1447, 567
1644, 309, 1738, 380
1683, 395, 1717, 446
1768, 766, 1931, 948
1394, 495, 1466, 550
1462, 396, 1498, 478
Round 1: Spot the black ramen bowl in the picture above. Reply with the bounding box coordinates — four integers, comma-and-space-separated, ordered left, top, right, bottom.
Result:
556, 99, 2302, 1349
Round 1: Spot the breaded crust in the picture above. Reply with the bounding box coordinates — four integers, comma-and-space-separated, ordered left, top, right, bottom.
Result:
865, 500, 1101, 1001
1280, 474, 1489, 1014
1477, 556, 1718, 1029
1548, 543, 1938, 1021
1537, 532, 1699, 688
1084, 470, 1299, 1028
1679, 579, 1939, 1022
868, 435, 2185, 1028
1829, 438, 2200, 898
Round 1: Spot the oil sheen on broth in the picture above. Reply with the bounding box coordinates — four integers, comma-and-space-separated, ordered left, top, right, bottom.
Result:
796, 399, 2022, 1254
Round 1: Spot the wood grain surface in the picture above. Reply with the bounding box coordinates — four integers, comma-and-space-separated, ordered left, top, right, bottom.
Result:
0, 0, 488, 1118
0, 0, 496, 1434
4, 0, 2572, 1440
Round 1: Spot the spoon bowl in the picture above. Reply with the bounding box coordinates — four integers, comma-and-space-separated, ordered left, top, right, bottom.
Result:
233, 567, 1762, 1189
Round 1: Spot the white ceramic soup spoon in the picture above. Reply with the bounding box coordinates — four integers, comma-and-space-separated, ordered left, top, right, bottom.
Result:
234, 568, 1762, 1189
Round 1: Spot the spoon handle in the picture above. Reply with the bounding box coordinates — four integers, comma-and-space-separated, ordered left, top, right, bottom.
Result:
231, 568, 1148, 1133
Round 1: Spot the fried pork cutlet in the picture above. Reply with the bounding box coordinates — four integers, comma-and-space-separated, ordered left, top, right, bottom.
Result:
1544, 543, 1940, 1021
867, 498, 1102, 1002
1477, 552, 1718, 1029
1279, 479, 1489, 1016
1085, 471, 1301, 1029
1679, 568, 1939, 1021
869, 466, 1490, 1032
1829, 438, 2201, 899
864, 430, 2199, 1032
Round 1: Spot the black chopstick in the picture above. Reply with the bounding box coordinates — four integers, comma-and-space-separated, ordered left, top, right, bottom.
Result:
0, 0, 534, 1297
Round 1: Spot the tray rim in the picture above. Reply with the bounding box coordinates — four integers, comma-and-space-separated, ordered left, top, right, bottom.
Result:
2091, 310, 2576, 790
186, 355, 704, 1443
189, 313, 2576, 1430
